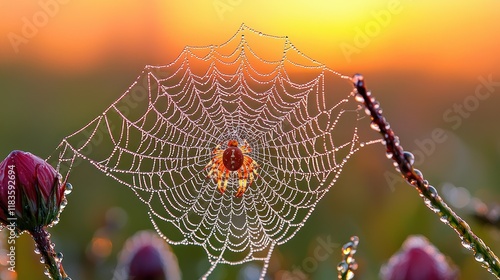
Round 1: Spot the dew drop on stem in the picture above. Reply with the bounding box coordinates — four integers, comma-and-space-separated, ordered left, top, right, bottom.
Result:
337, 261, 348, 273
427, 185, 438, 198
461, 240, 472, 250
370, 122, 380, 132
414, 169, 424, 180
354, 93, 364, 103
64, 183, 73, 195
475, 252, 485, 262
403, 151, 415, 165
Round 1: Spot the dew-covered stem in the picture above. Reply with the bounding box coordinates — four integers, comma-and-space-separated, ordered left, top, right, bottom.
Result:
30, 226, 69, 280
337, 236, 359, 280
351, 74, 500, 278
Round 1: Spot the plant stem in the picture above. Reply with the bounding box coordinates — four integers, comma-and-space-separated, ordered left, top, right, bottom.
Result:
30, 226, 68, 280
351, 74, 500, 278
337, 236, 359, 280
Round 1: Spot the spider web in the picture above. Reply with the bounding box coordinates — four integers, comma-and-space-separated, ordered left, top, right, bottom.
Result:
51, 24, 380, 279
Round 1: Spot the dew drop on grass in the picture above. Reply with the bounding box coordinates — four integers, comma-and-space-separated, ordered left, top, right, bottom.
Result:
40, 256, 45, 264
475, 252, 485, 262
386, 152, 393, 159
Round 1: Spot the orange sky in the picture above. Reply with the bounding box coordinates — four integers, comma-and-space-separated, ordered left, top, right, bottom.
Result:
1, 0, 499, 76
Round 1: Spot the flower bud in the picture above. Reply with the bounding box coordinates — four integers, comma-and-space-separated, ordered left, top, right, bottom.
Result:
0, 150, 67, 232
380, 235, 458, 280
114, 230, 181, 280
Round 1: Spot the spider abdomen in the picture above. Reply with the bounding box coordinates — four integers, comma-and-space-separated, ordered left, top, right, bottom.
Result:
223, 146, 244, 171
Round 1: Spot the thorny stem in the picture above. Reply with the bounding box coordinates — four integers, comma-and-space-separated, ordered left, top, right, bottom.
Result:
30, 226, 68, 280
351, 74, 500, 278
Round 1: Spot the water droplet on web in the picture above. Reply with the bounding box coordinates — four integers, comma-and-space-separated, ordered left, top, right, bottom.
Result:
403, 151, 415, 165
258, 32, 263, 36
359, 142, 365, 147
370, 122, 380, 132
64, 183, 73, 195
475, 252, 485, 262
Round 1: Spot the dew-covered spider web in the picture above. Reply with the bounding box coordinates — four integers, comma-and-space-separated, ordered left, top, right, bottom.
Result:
51, 24, 381, 279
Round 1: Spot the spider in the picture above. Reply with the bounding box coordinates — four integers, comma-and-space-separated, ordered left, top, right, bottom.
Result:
205, 139, 259, 197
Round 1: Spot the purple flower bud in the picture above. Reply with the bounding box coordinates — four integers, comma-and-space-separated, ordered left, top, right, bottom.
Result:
380, 235, 458, 280
114, 230, 181, 280
0, 150, 67, 232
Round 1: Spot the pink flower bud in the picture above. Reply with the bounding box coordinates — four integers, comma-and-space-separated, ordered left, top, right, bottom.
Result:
0, 150, 68, 232
380, 235, 458, 280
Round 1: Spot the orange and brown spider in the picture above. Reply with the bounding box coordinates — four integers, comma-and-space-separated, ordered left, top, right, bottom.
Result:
205, 139, 259, 197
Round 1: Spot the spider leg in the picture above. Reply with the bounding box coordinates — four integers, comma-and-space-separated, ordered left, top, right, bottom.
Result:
215, 162, 225, 192
240, 140, 252, 153
220, 168, 230, 194
235, 164, 249, 198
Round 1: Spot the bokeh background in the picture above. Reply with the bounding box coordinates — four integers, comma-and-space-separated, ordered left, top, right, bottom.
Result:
1, 0, 500, 279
